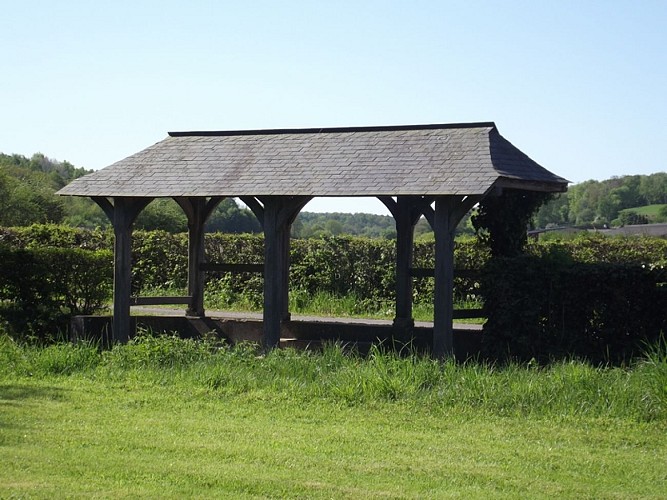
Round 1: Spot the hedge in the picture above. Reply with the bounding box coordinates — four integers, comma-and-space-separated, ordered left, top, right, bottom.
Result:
480, 254, 667, 364
1, 225, 665, 361
0, 245, 112, 342
2, 226, 664, 304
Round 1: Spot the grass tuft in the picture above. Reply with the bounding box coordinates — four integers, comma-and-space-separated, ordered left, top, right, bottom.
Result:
102, 329, 213, 370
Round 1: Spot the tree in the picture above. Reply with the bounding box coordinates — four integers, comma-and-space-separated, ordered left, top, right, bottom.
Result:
62, 197, 109, 229
597, 190, 621, 223
567, 180, 598, 226
639, 173, 667, 205
135, 199, 187, 233
324, 219, 343, 236
0, 171, 65, 226
205, 198, 261, 233
660, 205, 667, 220
534, 193, 569, 228
473, 190, 552, 257
536, 173, 667, 228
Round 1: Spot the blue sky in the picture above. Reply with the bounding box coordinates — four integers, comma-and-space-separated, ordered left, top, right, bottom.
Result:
1, 0, 665, 214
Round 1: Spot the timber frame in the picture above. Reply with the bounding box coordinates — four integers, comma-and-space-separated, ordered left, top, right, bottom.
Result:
58, 122, 568, 358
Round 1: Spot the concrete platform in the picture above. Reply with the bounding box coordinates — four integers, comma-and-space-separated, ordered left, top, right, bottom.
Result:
71, 307, 483, 358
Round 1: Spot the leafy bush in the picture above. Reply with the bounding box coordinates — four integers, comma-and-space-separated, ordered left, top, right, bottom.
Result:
0, 223, 111, 250
619, 210, 649, 226
202, 234, 487, 309
131, 230, 188, 293
2, 226, 664, 312
532, 233, 667, 266
0, 245, 112, 342
473, 189, 554, 257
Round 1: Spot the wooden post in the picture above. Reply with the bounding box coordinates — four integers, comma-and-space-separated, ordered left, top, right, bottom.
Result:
174, 197, 223, 318
262, 201, 283, 349
431, 195, 480, 359
93, 197, 151, 344
186, 199, 206, 317
379, 196, 430, 335
112, 200, 133, 344
258, 196, 311, 350
393, 198, 417, 331
278, 225, 292, 321
433, 197, 455, 358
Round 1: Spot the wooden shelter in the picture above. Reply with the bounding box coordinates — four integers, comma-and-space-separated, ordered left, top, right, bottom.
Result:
57, 122, 567, 357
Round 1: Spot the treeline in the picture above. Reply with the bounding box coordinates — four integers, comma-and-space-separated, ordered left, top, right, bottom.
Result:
0, 152, 90, 226
4, 151, 666, 235
293, 212, 395, 238
536, 173, 667, 228
0, 152, 261, 234
292, 212, 467, 239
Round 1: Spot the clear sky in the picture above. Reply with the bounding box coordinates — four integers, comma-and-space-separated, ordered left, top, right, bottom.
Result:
1, 0, 665, 214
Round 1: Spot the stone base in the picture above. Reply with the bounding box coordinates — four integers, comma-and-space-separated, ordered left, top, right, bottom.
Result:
70, 315, 482, 359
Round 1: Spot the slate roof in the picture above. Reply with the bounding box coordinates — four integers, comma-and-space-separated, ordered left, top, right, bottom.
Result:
57, 122, 568, 198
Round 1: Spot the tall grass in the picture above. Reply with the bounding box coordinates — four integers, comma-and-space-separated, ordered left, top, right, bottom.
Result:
140, 286, 483, 322
1, 332, 665, 421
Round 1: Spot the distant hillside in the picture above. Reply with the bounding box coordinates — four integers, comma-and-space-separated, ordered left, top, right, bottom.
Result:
618, 204, 667, 223
534, 173, 667, 228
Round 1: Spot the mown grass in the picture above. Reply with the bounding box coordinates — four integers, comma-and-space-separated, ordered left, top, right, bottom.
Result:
1, 333, 666, 498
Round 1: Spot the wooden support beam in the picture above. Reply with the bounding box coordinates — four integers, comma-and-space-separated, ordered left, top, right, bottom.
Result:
380, 196, 433, 333
275, 196, 311, 324
91, 197, 114, 220
433, 197, 456, 358
261, 200, 283, 349
239, 196, 265, 226
186, 198, 206, 317
431, 195, 481, 359
93, 197, 152, 344
174, 196, 223, 318
112, 211, 132, 343
394, 197, 418, 330
130, 296, 192, 306
258, 196, 311, 350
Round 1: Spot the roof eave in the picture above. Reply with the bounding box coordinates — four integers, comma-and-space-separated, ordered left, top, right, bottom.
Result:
493, 177, 569, 193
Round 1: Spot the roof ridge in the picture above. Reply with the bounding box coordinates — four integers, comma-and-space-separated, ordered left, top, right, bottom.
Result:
168, 122, 497, 138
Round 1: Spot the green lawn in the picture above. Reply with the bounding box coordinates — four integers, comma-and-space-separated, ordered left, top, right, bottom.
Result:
1, 336, 665, 498
620, 204, 667, 222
